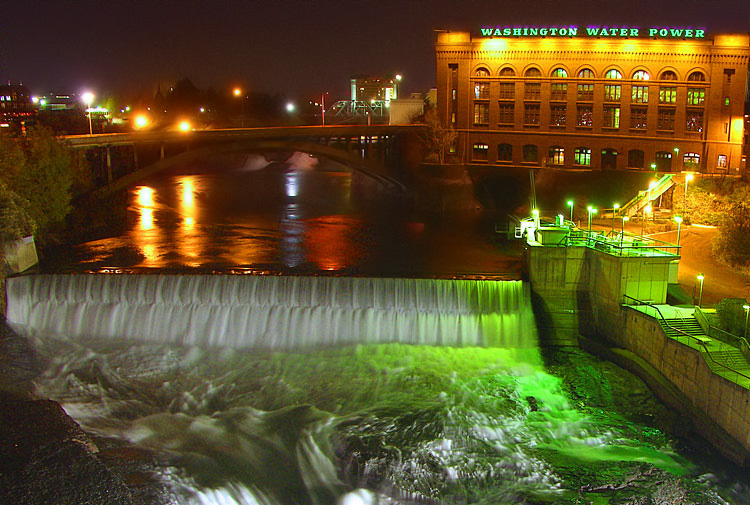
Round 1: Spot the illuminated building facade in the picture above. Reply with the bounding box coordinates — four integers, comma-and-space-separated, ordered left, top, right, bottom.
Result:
435, 29, 749, 173
350, 76, 401, 104
0, 83, 35, 124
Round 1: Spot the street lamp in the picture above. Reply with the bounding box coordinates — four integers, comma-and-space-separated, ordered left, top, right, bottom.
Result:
641, 204, 652, 235
234, 87, 244, 127
81, 91, 94, 135
620, 216, 629, 249
611, 203, 620, 234
587, 206, 597, 234
684, 173, 694, 217
744, 304, 750, 339
651, 162, 657, 176
674, 215, 682, 248
567, 200, 574, 223
697, 273, 705, 307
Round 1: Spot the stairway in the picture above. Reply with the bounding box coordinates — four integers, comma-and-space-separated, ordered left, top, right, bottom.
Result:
660, 317, 704, 339
620, 174, 675, 217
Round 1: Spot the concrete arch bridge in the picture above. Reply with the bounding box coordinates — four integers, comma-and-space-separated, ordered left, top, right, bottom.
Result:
64, 125, 419, 197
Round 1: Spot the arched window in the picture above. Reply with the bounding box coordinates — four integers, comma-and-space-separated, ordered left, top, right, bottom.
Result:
628, 150, 644, 169
605, 69, 622, 79
574, 147, 592, 166
660, 70, 678, 80
525, 68, 542, 78
551, 67, 567, 78
688, 71, 706, 82
499, 67, 515, 77
632, 70, 650, 80
577, 68, 594, 79
497, 143, 512, 162
475, 67, 490, 77
549, 146, 565, 165
523, 144, 538, 163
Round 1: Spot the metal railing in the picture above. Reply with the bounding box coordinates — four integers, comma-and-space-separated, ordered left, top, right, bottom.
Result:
569, 229, 680, 258
623, 295, 750, 385
695, 306, 750, 362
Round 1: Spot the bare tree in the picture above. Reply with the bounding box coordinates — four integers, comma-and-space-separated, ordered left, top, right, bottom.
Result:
419, 108, 457, 164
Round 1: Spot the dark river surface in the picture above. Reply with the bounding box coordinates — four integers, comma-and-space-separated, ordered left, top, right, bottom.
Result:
26, 157, 750, 504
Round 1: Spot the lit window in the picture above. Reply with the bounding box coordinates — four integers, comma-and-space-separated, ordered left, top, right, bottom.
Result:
473, 143, 489, 161
576, 105, 593, 127
688, 71, 706, 82
523, 144, 538, 163
549, 146, 565, 165
632, 70, 650, 80
525, 68, 542, 78
551, 68, 568, 78
604, 85, 621, 102
497, 143, 512, 162
550, 105, 566, 127
499, 83, 514, 100
717, 154, 728, 169
452, 89, 457, 100
524, 104, 540, 125
658, 108, 675, 131
605, 69, 622, 79
685, 110, 703, 132
630, 107, 647, 129
474, 82, 490, 99
551, 83, 567, 101
525, 83, 541, 100
475, 67, 490, 77
659, 87, 677, 104
574, 147, 592, 166
683, 152, 700, 170
603, 106, 620, 128
687, 88, 705, 106
473, 103, 489, 125
577, 69, 594, 79
660, 70, 678, 80
631, 85, 649, 104
577, 83, 594, 101
498, 103, 514, 124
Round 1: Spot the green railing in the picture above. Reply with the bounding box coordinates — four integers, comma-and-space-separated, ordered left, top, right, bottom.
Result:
624, 295, 750, 385
695, 306, 750, 362
567, 228, 680, 258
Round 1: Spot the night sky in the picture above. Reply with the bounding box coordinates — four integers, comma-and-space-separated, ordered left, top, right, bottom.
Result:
3, 0, 749, 101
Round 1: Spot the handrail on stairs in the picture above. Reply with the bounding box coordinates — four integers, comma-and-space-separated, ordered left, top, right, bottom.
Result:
622, 295, 750, 383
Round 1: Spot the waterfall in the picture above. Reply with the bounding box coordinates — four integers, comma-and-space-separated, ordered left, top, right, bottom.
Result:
6, 274, 537, 349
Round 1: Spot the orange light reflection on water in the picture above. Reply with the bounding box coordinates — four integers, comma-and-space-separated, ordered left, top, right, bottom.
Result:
134, 185, 159, 264
304, 215, 364, 271
177, 176, 202, 267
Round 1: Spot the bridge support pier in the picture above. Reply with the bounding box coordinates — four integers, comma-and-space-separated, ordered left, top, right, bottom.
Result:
105, 146, 113, 184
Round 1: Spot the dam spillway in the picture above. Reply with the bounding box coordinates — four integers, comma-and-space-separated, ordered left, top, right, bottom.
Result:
5, 274, 537, 349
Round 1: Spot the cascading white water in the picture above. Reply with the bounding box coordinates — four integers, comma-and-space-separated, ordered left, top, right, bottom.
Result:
6, 274, 536, 349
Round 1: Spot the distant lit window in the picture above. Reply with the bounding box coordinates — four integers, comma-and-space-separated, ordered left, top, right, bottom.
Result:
473, 102, 489, 125
524, 104, 540, 125
659, 87, 677, 104
549, 146, 565, 165
550, 105, 566, 126
523, 144, 538, 163
687, 88, 705, 106
577, 83, 594, 101
576, 105, 593, 127
658, 108, 675, 130
499, 67, 515, 77
605, 69, 622, 79
498, 103, 514, 124
451, 112, 456, 125
452, 89, 457, 100
475, 67, 490, 77
525, 67, 542, 78
632, 70, 650, 80
631, 85, 649, 104
685, 110, 704, 132
551, 67, 568, 78
551, 83, 567, 101
499, 83, 514, 100
473, 143, 489, 161
577, 68, 594, 79
660, 70, 678, 80
688, 71, 706, 82
497, 143, 512, 162
604, 85, 621, 102
630, 107, 647, 129
683, 152, 700, 170
525, 83, 541, 100
574, 147, 592, 166
717, 154, 728, 169
628, 150, 645, 168
603, 106, 620, 128
475, 82, 490, 99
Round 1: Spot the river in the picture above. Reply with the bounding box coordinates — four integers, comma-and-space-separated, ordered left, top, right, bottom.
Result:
23, 155, 750, 504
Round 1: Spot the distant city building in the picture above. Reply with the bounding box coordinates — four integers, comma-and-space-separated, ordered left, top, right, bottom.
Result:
350, 75, 401, 103
0, 83, 36, 124
435, 29, 749, 173
38, 92, 81, 111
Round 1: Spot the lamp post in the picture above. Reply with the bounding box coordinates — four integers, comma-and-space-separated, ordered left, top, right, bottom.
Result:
697, 273, 705, 307
234, 88, 244, 127
651, 162, 657, 177
81, 91, 94, 135
744, 304, 750, 339
567, 200, 574, 223
674, 215, 682, 248
587, 206, 597, 234
611, 203, 620, 234
321, 92, 327, 126
684, 173, 694, 217
621, 216, 629, 249
641, 204, 651, 236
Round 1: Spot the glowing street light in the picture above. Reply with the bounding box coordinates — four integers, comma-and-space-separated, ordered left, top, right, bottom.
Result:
81, 91, 95, 135
744, 304, 750, 339
532, 208, 540, 229
567, 200, 574, 223
650, 162, 657, 176
620, 216, 629, 248
697, 273, 705, 307
286, 102, 295, 113
178, 120, 191, 132
134, 115, 149, 129
611, 203, 620, 233
587, 206, 597, 234
674, 215, 683, 248
684, 173, 694, 217
234, 87, 244, 127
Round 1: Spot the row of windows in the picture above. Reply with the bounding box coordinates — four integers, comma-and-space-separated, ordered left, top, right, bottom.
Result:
475, 66, 706, 82
473, 102, 704, 132
473, 82, 706, 105
471, 144, 708, 169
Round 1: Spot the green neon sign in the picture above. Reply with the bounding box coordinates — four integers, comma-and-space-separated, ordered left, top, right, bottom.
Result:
479, 26, 706, 39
